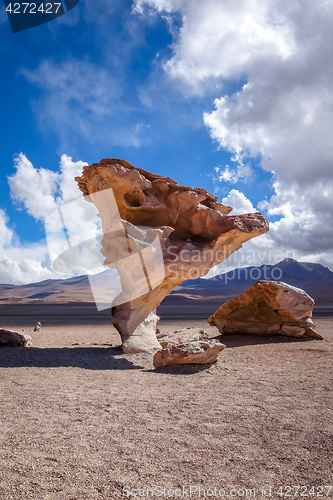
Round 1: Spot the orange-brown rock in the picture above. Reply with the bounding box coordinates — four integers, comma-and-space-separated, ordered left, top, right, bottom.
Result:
76, 159, 233, 240
207, 281, 323, 339
76, 159, 269, 352
153, 339, 226, 367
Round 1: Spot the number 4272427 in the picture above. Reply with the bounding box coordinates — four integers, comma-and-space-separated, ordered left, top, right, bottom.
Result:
6, 3, 62, 14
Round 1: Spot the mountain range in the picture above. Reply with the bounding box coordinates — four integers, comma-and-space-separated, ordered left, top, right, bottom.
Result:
168, 258, 333, 304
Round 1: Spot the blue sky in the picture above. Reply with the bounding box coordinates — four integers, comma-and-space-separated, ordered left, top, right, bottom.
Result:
1, 0, 333, 284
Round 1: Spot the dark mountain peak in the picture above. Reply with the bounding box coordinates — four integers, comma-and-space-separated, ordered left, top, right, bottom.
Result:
278, 258, 298, 265
276, 258, 333, 276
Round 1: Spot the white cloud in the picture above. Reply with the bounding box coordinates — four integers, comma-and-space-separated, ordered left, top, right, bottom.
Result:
8, 155, 60, 221
0, 253, 55, 286
222, 189, 256, 216
135, 0, 333, 269
215, 182, 333, 274
214, 161, 252, 184
137, 0, 333, 184
257, 180, 333, 255
21, 59, 149, 149
0, 208, 56, 285
8, 153, 87, 221
203, 79, 333, 186
58, 154, 89, 205
135, 0, 295, 83
0, 209, 15, 248
2, 155, 106, 285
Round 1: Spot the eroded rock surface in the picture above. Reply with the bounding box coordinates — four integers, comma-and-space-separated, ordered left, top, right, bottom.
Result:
207, 281, 323, 339
121, 311, 161, 353
153, 339, 226, 367
76, 159, 268, 352
0, 329, 32, 347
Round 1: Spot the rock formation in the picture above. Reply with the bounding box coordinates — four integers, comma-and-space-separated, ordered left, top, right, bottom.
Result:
153, 339, 226, 368
76, 159, 269, 352
156, 327, 209, 348
0, 329, 32, 347
207, 281, 323, 339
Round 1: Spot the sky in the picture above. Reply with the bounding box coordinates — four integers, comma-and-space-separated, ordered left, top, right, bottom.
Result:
0, 0, 333, 285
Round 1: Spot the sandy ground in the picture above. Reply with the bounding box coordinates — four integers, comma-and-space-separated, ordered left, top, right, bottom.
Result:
0, 317, 332, 500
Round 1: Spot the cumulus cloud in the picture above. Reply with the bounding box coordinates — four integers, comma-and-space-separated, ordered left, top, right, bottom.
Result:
137, 0, 333, 183
258, 179, 333, 255
8, 155, 60, 221
8, 153, 87, 220
215, 183, 333, 275
0, 209, 15, 248
214, 162, 252, 184
135, 0, 295, 82
135, 0, 333, 269
204, 78, 333, 186
0, 208, 56, 285
2, 155, 105, 285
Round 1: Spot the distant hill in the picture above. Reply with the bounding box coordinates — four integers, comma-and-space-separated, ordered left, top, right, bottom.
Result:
0, 259, 332, 307
0, 275, 94, 304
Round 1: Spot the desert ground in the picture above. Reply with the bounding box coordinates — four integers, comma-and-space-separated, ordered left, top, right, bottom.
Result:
0, 313, 332, 500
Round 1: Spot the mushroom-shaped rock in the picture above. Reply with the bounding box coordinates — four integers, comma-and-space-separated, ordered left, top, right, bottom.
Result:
75, 159, 269, 353
153, 339, 226, 367
207, 281, 323, 339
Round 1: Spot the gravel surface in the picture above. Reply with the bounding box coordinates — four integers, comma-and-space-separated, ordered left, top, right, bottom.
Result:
0, 318, 332, 499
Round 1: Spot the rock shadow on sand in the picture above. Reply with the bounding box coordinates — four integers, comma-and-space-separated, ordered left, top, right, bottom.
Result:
213, 333, 323, 348
0, 346, 142, 370
146, 362, 216, 375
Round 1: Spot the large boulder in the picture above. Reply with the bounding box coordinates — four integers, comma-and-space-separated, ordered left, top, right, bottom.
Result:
0, 329, 33, 347
207, 281, 323, 339
153, 339, 226, 368
76, 159, 268, 352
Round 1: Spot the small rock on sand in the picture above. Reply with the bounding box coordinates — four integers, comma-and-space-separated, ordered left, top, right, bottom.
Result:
34, 322, 42, 332
153, 339, 226, 368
